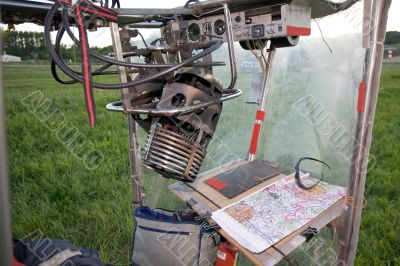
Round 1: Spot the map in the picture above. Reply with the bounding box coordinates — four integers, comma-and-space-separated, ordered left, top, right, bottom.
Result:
211, 174, 346, 253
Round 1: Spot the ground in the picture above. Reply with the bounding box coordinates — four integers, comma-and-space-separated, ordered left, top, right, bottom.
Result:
3, 63, 400, 265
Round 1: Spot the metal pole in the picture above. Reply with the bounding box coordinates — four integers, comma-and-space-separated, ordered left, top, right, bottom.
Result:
223, 3, 237, 91
0, 63, 13, 265
110, 22, 144, 208
338, 0, 392, 264
247, 46, 276, 161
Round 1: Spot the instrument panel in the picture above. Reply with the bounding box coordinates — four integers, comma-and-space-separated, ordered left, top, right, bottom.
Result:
165, 11, 288, 45
162, 4, 311, 46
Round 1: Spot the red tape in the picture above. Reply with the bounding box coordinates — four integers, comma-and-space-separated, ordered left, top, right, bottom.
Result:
205, 177, 228, 191
256, 110, 266, 121
249, 123, 262, 155
57, 0, 72, 5
357, 82, 366, 112
286, 26, 311, 36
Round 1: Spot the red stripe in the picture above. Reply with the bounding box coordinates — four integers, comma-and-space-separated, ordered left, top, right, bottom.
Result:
81, 0, 117, 16
256, 110, 266, 121
357, 82, 366, 112
92, 3, 119, 16
57, 0, 72, 5
75, 5, 95, 126
205, 177, 228, 191
249, 123, 262, 155
286, 26, 311, 36
79, 6, 118, 21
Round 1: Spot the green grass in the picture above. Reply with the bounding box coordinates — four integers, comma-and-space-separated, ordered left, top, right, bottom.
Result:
355, 64, 400, 266
3, 63, 400, 265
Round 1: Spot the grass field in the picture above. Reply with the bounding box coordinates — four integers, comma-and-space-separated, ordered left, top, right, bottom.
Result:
3, 63, 400, 265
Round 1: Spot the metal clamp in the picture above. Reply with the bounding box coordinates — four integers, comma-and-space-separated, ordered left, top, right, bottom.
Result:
300, 227, 319, 242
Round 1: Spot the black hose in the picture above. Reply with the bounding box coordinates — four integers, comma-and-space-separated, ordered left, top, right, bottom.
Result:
51, 26, 116, 85
61, 8, 223, 69
45, 3, 223, 89
51, 25, 77, 84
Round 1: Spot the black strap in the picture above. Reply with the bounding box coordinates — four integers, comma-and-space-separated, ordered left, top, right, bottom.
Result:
295, 157, 330, 190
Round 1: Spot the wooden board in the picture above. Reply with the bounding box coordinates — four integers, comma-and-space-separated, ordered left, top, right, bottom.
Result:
169, 160, 345, 266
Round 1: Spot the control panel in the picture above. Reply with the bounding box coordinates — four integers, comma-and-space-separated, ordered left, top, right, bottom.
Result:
162, 4, 311, 45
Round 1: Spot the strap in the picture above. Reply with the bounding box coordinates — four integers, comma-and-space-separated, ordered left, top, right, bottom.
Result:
56, 0, 117, 126
74, 2, 96, 126
37, 249, 82, 266
294, 157, 330, 190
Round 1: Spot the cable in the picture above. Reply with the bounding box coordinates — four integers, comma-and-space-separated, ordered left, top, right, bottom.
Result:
137, 32, 148, 48
45, 3, 223, 89
51, 26, 116, 84
191, 7, 224, 19
313, 18, 333, 54
51, 25, 78, 84
61, 8, 220, 69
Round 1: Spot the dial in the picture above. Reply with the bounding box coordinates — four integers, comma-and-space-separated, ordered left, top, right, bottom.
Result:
214, 19, 226, 35
202, 22, 212, 35
188, 23, 200, 41
251, 24, 265, 38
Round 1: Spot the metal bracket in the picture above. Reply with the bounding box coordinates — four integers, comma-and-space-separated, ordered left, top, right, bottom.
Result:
300, 227, 319, 242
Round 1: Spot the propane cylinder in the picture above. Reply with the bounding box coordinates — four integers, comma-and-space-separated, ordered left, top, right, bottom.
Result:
214, 242, 239, 266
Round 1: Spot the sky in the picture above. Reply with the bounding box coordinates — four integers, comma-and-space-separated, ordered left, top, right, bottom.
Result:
7, 0, 400, 48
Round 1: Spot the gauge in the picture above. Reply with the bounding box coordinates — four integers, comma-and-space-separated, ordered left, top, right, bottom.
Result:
202, 22, 212, 35
163, 28, 172, 40
214, 19, 226, 35
251, 24, 265, 38
188, 23, 200, 41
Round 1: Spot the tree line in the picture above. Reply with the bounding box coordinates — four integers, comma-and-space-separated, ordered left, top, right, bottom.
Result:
385, 31, 400, 45
0, 30, 113, 62
1, 30, 48, 59
1, 30, 399, 61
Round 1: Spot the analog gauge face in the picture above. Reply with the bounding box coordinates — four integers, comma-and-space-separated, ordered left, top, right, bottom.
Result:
202, 22, 212, 35
188, 23, 200, 41
251, 24, 265, 38
214, 19, 226, 35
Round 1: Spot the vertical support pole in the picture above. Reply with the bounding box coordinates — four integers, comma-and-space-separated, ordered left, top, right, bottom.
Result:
247, 46, 276, 161
110, 23, 144, 208
0, 64, 13, 265
338, 0, 391, 264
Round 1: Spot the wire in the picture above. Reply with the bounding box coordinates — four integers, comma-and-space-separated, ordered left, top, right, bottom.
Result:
313, 18, 333, 54
248, 39, 268, 72
191, 7, 224, 19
